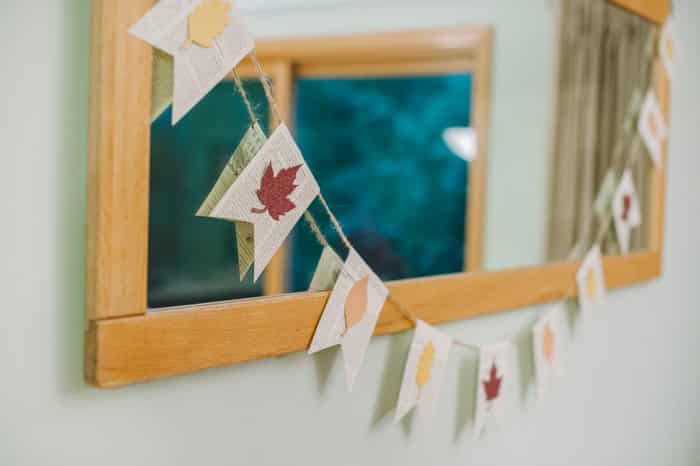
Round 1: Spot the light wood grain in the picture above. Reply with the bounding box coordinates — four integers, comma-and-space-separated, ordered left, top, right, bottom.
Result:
296, 58, 475, 78
86, 251, 660, 387
85, 0, 152, 321
465, 29, 493, 272
608, 0, 671, 23
252, 27, 486, 64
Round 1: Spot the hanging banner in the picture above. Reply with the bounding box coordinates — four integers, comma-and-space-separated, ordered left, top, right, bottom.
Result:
207, 124, 319, 281
130, 0, 255, 123
197, 124, 266, 279
309, 246, 345, 293
638, 90, 668, 168
612, 169, 642, 255
659, 17, 676, 79
395, 321, 452, 425
576, 245, 606, 313
532, 304, 565, 401
473, 342, 511, 438
308, 249, 388, 391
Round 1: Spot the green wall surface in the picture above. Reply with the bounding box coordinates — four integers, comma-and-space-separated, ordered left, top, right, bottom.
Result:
1, 1, 699, 465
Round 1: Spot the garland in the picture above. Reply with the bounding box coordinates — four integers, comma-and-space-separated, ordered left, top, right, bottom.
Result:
130, 0, 673, 436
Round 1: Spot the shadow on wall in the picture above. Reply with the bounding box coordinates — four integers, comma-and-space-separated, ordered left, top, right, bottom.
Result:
55, 0, 91, 394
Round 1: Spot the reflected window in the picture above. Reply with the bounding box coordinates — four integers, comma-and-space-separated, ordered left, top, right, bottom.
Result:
148, 81, 268, 308
291, 75, 472, 291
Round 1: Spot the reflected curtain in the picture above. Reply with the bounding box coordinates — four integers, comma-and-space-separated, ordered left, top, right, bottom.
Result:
546, 0, 657, 261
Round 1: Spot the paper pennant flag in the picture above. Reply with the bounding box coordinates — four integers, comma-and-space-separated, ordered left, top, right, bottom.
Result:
593, 169, 617, 219
308, 249, 388, 391
395, 321, 452, 424
130, 0, 255, 124
532, 304, 565, 401
208, 124, 319, 281
473, 342, 511, 438
659, 17, 676, 79
612, 169, 642, 255
309, 246, 344, 293
196, 124, 266, 279
638, 90, 668, 168
576, 245, 606, 312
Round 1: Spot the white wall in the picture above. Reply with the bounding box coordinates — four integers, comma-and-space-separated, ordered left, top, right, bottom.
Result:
1, 1, 698, 465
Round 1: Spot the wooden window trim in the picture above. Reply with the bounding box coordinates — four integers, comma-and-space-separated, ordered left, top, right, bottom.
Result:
85, 0, 671, 387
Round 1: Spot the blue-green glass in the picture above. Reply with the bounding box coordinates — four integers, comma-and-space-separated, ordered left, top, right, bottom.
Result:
291, 75, 472, 291
148, 81, 268, 308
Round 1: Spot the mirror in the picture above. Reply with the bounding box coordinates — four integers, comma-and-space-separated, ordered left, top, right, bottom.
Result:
146, 0, 657, 309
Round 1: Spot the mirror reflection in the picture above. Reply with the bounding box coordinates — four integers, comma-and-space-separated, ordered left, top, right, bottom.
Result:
147, 0, 656, 309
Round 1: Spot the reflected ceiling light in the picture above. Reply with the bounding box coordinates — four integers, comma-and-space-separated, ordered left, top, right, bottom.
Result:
442, 127, 477, 162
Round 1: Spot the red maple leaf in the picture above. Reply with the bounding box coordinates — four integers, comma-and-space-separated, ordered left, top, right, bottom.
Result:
622, 194, 631, 221
482, 363, 502, 401
251, 163, 302, 221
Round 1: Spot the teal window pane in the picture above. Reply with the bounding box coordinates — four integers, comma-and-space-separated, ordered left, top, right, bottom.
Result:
291, 75, 472, 291
148, 81, 269, 308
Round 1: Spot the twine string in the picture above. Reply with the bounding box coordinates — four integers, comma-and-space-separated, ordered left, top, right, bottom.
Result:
233, 33, 658, 352
249, 50, 284, 125
231, 68, 259, 128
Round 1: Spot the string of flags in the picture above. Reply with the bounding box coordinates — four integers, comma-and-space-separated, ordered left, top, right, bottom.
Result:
130, 0, 673, 436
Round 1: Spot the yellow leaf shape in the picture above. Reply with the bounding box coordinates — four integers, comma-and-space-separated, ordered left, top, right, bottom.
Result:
416, 342, 435, 399
586, 269, 597, 298
188, 1, 232, 48
664, 36, 674, 61
343, 275, 369, 336
542, 324, 555, 363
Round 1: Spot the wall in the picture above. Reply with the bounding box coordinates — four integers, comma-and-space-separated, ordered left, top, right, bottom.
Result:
1, 1, 698, 465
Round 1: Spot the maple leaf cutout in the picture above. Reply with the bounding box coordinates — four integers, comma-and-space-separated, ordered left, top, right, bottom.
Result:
483, 363, 502, 402
188, 1, 232, 48
542, 324, 555, 363
416, 342, 436, 399
622, 194, 632, 222
251, 163, 302, 221
343, 276, 369, 336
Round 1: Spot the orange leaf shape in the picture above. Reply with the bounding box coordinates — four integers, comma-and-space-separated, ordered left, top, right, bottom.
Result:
542, 324, 555, 363
647, 113, 658, 138
483, 363, 502, 401
343, 275, 369, 336
251, 163, 302, 221
416, 342, 435, 399
188, 1, 232, 48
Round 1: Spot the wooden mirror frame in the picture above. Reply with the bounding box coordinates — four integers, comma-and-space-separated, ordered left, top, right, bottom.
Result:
85, 0, 671, 387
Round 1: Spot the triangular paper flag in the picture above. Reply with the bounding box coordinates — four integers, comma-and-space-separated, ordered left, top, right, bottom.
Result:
576, 245, 606, 312
395, 321, 452, 424
196, 123, 266, 279
208, 124, 319, 281
308, 249, 388, 391
473, 342, 511, 438
612, 169, 642, 255
309, 246, 344, 293
532, 304, 565, 401
659, 17, 676, 79
130, 0, 254, 124
638, 90, 668, 168
593, 169, 617, 219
